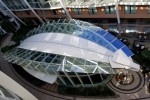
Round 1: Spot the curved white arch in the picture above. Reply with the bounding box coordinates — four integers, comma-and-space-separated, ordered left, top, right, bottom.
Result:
19, 33, 113, 63
18, 32, 140, 71
0, 71, 37, 100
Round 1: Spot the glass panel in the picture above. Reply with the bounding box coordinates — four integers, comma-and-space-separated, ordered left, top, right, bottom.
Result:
105, 44, 116, 52
71, 65, 85, 73
88, 8, 97, 14
110, 6, 116, 14
89, 34, 100, 42
131, 5, 136, 14
98, 62, 113, 74
96, 29, 107, 36
125, 5, 130, 14
46, 65, 55, 74
84, 65, 96, 73
97, 38, 108, 47
111, 39, 124, 49
73, 8, 82, 15
64, 64, 72, 72
38, 63, 47, 72
104, 33, 116, 42
105, 6, 110, 14
121, 46, 134, 57
79, 29, 93, 39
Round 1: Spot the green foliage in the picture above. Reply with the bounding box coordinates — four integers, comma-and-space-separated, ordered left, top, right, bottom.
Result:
141, 50, 150, 59
132, 54, 144, 65
1, 19, 15, 33
57, 85, 115, 97
141, 50, 150, 66
132, 50, 150, 67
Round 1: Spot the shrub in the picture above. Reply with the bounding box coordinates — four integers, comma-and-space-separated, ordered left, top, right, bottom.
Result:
57, 85, 115, 97
141, 50, 150, 59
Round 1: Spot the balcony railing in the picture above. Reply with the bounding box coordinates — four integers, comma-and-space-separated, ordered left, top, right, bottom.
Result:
98, 23, 150, 33
7, 4, 28, 10
28, 2, 50, 8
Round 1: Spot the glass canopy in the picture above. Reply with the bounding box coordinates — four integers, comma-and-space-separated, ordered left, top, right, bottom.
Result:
4, 48, 115, 74
26, 19, 133, 57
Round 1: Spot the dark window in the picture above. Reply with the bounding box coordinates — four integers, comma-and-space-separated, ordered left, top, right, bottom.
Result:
25, 11, 30, 15
41, 10, 46, 15
71, 77, 81, 84
51, 10, 57, 15
125, 5, 136, 14
90, 74, 102, 84
73, 8, 82, 15
62, 77, 73, 86
80, 76, 91, 84
105, 6, 116, 14
148, 6, 150, 14
88, 8, 97, 15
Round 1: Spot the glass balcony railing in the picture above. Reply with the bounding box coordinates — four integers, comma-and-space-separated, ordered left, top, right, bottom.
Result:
28, 2, 50, 8
7, 4, 28, 10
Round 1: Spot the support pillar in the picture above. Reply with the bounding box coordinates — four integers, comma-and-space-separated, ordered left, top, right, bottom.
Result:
59, 0, 72, 19
115, 0, 121, 34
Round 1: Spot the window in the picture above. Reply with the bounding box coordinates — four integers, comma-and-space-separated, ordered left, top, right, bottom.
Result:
58, 9, 66, 15
61, 9, 66, 15
148, 6, 150, 14
125, 5, 136, 14
25, 11, 30, 15
51, 10, 57, 15
73, 8, 82, 15
41, 10, 46, 15
105, 6, 116, 14
88, 8, 97, 15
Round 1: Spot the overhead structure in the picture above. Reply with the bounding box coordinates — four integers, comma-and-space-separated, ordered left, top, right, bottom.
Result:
4, 19, 140, 87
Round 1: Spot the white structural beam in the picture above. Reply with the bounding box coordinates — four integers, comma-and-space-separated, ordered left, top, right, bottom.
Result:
115, 0, 120, 25
18, 33, 112, 63
0, 71, 37, 100
74, 72, 84, 86
59, 0, 72, 19
0, 0, 26, 25
23, 0, 44, 24
76, 0, 79, 5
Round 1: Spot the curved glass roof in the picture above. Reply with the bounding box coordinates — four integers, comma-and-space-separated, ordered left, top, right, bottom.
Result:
4, 48, 115, 74
26, 19, 133, 57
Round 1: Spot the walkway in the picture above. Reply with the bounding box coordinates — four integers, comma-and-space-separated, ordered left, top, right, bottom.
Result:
108, 70, 144, 94
107, 70, 150, 100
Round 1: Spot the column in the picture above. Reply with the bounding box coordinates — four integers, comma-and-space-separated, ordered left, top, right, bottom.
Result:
115, 0, 121, 34
59, 0, 72, 19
